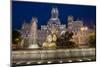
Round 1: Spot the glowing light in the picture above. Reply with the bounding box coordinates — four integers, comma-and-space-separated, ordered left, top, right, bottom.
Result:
68, 60, 72, 62
27, 62, 31, 64
47, 61, 52, 64
37, 61, 42, 64
15, 38, 19, 41
84, 27, 88, 30
59, 61, 63, 63
77, 59, 83, 62
80, 27, 88, 31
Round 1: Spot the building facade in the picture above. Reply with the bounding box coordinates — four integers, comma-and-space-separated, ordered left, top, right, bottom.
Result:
67, 16, 95, 46
20, 8, 95, 48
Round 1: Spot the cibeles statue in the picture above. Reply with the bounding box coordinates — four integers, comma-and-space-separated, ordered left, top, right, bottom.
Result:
42, 34, 57, 49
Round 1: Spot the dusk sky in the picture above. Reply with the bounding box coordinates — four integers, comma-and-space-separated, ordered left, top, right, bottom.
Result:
12, 1, 96, 30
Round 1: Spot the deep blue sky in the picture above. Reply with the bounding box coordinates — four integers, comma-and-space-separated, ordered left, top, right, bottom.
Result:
12, 1, 96, 30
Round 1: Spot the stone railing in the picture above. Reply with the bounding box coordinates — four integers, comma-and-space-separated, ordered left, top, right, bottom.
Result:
12, 48, 96, 61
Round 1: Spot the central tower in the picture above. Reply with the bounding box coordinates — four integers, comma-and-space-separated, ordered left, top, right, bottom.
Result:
47, 7, 61, 35
51, 8, 59, 18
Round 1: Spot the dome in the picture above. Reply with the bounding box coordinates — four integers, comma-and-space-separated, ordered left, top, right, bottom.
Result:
51, 8, 59, 18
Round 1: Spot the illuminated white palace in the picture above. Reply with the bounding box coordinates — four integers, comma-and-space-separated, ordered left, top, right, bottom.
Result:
20, 7, 95, 48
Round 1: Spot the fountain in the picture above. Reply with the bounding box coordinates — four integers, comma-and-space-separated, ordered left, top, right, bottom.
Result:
28, 17, 39, 48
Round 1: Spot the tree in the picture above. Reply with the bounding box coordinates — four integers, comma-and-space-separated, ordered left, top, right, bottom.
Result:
12, 30, 21, 49
12, 30, 21, 44
88, 33, 96, 48
56, 31, 76, 48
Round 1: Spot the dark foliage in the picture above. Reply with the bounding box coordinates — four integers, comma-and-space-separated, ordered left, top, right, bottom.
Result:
12, 30, 21, 44
88, 33, 96, 48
